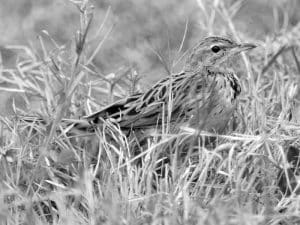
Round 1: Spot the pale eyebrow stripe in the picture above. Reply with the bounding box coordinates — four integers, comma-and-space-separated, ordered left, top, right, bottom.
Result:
210, 44, 227, 49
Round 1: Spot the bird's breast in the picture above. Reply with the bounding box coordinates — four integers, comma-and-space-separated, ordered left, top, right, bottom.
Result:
184, 70, 241, 132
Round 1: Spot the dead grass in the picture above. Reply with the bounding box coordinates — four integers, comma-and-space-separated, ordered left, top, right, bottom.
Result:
0, 0, 300, 225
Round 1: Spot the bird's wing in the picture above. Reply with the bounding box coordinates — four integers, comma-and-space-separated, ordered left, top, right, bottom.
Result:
85, 71, 198, 129
84, 93, 142, 122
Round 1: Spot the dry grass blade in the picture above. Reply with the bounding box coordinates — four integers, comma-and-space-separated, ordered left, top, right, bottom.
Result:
146, 40, 171, 75
262, 45, 289, 74
86, 24, 114, 65
291, 46, 300, 76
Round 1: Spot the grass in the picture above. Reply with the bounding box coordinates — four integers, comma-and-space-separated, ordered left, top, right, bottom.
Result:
0, 0, 300, 224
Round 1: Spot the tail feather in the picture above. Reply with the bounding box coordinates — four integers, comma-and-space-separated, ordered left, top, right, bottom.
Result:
19, 116, 97, 135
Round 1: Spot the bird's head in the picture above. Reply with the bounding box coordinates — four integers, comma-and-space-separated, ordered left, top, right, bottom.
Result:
184, 36, 256, 71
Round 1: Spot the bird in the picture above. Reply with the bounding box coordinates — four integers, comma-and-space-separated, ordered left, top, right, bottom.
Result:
22, 36, 256, 140
81, 37, 256, 134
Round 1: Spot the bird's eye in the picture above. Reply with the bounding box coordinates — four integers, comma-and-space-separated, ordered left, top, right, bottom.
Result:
211, 45, 221, 53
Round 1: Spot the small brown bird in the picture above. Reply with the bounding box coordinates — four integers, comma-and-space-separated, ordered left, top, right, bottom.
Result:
82, 36, 256, 134
22, 36, 256, 137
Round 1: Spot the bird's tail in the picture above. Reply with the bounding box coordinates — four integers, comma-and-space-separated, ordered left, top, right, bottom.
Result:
18, 115, 97, 137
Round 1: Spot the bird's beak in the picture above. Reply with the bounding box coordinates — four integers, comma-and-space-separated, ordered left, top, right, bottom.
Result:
237, 43, 257, 52
229, 42, 257, 57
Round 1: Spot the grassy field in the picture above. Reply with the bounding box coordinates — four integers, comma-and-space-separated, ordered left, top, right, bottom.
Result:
0, 0, 300, 224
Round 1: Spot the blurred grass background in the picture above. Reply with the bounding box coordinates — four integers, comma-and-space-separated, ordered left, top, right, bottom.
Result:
1, 0, 299, 79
